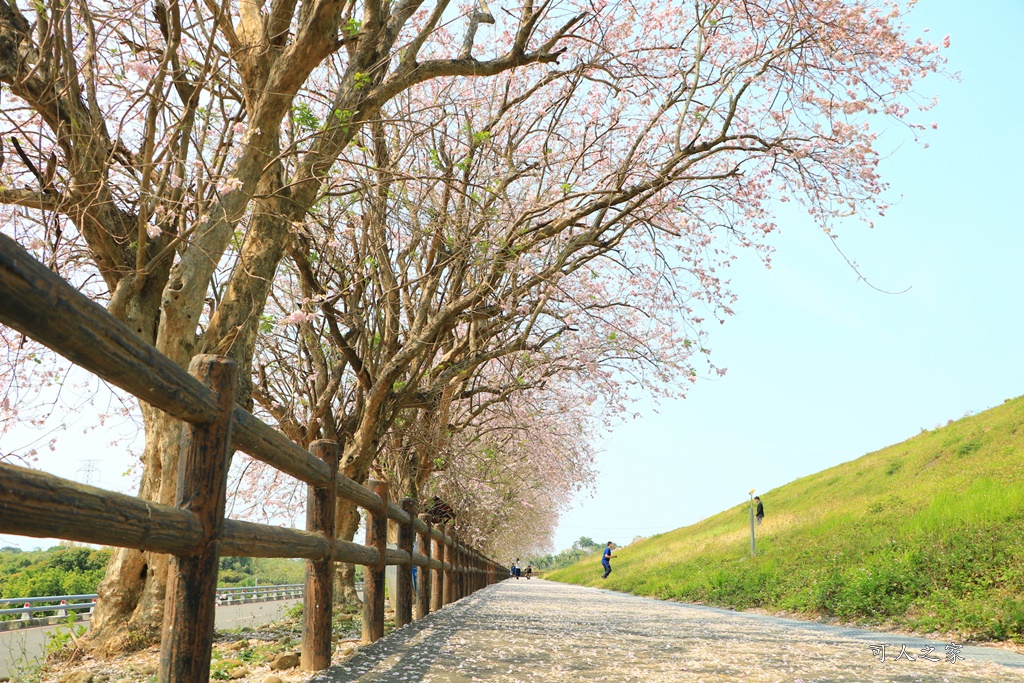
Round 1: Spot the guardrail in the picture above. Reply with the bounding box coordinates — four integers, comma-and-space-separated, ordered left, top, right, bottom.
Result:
0, 234, 507, 683
0, 583, 321, 619
213, 584, 302, 604
0, 594, 97, 619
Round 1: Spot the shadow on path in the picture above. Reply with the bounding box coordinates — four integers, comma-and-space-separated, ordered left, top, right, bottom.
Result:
308, 580, 1024, 683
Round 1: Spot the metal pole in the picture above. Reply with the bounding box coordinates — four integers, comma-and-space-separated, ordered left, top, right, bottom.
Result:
749, 489, 756, 556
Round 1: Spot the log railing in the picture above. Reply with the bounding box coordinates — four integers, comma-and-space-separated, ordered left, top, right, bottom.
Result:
0, 234, 508, 682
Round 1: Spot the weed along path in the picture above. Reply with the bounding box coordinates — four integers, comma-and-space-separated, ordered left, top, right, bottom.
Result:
312, 580, 1024, 683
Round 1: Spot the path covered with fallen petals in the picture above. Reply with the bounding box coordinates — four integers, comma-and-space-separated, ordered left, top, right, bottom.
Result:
311, 579, 1024, 683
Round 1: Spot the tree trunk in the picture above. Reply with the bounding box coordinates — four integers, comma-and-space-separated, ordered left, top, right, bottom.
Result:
86, 184, 280, 653
333, 497, 362, 608
86, 405, 183, 654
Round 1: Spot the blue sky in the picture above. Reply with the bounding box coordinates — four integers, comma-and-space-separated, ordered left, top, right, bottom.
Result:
552, 0, 1024, 550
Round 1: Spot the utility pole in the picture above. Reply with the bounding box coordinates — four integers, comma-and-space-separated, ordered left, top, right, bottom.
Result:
748, 489, 756, 556
77, 459, 100, 487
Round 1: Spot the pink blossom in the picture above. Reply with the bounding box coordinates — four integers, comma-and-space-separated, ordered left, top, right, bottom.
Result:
279, 310, 317, 325
126, 61, 158, 79
217, 176, 244, 194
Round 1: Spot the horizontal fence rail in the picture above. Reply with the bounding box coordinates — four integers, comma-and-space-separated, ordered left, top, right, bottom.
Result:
0, 234, 508, 683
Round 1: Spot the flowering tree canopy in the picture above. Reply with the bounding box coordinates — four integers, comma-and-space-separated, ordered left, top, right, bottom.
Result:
0, 0, 946, 650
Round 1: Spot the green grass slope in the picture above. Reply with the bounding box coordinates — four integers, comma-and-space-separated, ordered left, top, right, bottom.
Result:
549, 396, 1024, 642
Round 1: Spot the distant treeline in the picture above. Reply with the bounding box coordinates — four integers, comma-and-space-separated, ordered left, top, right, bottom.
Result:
0, 545, 110, 600
216, 555, 305, 587
0, 546, 304, 605
528, 537, 604, 572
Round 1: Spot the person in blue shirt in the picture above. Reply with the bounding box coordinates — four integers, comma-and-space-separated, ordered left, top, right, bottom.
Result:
601, 542, 616, 579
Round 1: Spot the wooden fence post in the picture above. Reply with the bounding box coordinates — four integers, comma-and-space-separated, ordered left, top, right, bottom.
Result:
469, 547, 476, 594
415, 513, 431, 619
455, 532, 464, 601
442, 525, 454, 605
456, 542, 464, 599
396, 498, 417, 628
362, 481, 388, 644
454, 541, 462, 600
471, 552, 477, 593
159, 355, 236, 683
302, 440, 338, 671
431, 526, 444, 612
453, 532, 463, 602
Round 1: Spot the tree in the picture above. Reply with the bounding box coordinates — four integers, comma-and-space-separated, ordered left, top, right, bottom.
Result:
0, 0, 947, 652
202, 0, 947, 605
0, 0, 582, 651
364, 365, 600, 558
264, 0, 949, 553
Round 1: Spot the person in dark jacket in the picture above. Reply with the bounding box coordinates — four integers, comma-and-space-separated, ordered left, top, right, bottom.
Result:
601, 542, 616, 579
755, 496, 764, 525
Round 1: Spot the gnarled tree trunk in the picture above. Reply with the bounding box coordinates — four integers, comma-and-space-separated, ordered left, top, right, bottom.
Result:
87, 406, 182, 654
333, 497, 363, 608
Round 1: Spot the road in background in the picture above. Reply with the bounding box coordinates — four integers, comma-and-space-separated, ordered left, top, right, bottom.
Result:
0, 598, 301, 679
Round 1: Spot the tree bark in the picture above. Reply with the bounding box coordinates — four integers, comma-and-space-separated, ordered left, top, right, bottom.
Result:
87, 405, 182, 654
333, 497, 363, 608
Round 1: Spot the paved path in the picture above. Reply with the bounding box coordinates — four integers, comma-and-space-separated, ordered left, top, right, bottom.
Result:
312, 579, 1024, 683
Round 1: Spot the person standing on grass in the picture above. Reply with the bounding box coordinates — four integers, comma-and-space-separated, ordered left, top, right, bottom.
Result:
601, 542, 616, 579
755, 496, 764, 525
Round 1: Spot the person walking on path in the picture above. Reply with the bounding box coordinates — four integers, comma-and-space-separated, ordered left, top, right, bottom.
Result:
601, 542, 616, 579
755, 496, 764, 525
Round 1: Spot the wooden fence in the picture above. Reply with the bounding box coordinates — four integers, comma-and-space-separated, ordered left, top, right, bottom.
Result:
0, 234, 507, 682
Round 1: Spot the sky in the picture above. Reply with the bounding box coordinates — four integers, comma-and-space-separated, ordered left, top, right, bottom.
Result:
2, 2, 1022, 556
551, 0, 1024, 551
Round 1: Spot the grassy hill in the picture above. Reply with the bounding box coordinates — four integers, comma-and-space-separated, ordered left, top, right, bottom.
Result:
549, 396, 1024, 642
